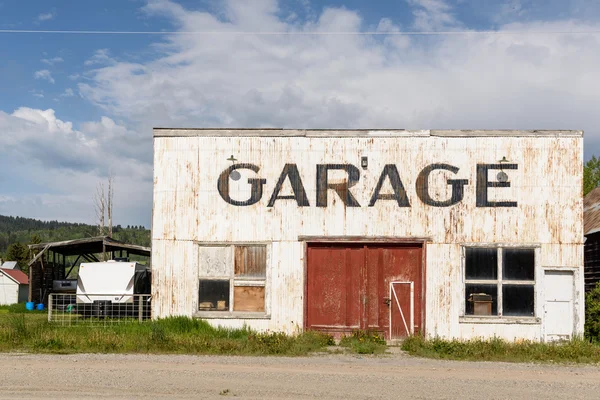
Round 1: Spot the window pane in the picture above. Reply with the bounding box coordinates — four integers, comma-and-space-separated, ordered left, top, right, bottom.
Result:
233, 286, 265, 312
465, 284, 498, 316
465, 248, 497, 280
502, 285, 534, 316
235, 246, 266, 278
503, 249, 535, 281
198, 280, 230, 311
199, 246, 231, 277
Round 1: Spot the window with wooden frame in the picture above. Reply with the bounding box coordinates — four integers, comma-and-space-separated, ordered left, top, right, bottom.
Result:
464, 247, 535, 317
197, 244, 267, 313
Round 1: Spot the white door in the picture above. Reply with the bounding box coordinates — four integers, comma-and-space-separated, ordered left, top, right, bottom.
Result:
544, 270, 574, 342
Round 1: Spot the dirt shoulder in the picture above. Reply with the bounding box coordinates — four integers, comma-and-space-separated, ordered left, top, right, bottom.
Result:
1, 352, 599, 399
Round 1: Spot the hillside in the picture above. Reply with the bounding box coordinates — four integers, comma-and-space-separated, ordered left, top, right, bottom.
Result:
0, 215, 151, 255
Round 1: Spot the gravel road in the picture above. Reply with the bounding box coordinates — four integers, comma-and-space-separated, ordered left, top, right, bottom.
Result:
0, 352, 599, 399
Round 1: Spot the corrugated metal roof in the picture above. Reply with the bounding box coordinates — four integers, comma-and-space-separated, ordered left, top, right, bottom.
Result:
584, 187, 600, 235
0, 268, 28, 285
153, 128, 584, 138
28, 236, 151, 257
1, 261, 18, 269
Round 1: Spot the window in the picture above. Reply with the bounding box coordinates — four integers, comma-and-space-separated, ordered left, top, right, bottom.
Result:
464, 247, 535, 317
198, 244, 267, 313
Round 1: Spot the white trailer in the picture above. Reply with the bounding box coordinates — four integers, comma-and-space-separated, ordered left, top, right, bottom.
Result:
76, 261, 151, 318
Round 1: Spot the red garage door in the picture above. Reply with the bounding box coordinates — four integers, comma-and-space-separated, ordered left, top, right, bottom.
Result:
305, 243, 423, 339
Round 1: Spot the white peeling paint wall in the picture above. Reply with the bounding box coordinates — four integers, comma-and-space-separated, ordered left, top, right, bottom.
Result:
152, 130, 583, 341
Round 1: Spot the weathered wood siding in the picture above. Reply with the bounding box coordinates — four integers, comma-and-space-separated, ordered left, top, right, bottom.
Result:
152, 129, 584, 340
584, 232, 600, 292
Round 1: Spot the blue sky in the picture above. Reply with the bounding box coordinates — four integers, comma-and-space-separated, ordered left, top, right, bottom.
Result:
1, 0, 600, 226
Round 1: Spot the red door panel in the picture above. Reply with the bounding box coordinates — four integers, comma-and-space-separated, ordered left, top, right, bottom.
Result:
365, 246, 422, 338
306, 243, 423, 339
365, 247, 381, 330
306, 245, 362, 332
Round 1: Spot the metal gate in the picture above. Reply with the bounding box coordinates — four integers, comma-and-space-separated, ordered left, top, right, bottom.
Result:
389, 281, 414, 338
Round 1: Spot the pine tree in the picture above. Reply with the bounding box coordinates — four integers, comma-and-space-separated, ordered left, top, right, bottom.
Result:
584, 156, 600, 196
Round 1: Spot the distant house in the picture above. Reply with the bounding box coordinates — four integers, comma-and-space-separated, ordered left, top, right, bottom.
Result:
0, 268, 29, 305
1, 261, 19, 271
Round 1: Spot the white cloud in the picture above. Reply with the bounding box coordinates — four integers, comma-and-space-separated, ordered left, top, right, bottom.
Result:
29, 90, 44, 98
5, 0, 600, 225
406, 0, 460, 31
41, 56, 64, 66
77, 0, 600, 161
60, 88, 75, 97
0, 108, 150, 171
84, 49, 115, 66
0, 108, 152, 225
37, 12, 55, 21
0, 167, 151, 226
33, 69, 55, 84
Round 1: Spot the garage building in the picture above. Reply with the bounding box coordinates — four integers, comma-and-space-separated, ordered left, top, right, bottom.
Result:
152, 129, 583, 342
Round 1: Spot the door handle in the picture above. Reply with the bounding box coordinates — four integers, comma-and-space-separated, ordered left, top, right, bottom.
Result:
383, 297, 391, 306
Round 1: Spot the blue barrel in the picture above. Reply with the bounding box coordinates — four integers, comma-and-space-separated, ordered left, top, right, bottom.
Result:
26, 302, 35, 311
36, 303, 45, 311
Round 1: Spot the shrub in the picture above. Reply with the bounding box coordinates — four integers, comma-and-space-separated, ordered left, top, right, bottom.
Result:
340, 330, 386, 346
402, 335, 600, 363
585, 282, 600, 342
340, 330, 387, 354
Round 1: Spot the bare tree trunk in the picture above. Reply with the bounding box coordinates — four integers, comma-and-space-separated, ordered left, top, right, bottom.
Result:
107, 174, 114, 238
94, 182, 106, 237
94, 176, 115, 260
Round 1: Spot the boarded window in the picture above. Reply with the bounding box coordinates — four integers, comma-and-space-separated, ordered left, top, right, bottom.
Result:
197, 244, 267, 313
233, 286, 265, 312
235, 246, 266, 278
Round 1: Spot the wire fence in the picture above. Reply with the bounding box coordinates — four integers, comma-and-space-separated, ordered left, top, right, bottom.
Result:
48, 294, 152, 326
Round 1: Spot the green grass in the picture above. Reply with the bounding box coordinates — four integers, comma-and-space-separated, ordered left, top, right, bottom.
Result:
0, 313, 335, 355
402, 335, 600, 364
339, 330, 387, 354
0, 303, 46, 314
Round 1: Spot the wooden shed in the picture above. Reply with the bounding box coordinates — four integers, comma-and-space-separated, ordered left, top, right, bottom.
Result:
0, 268, 29, 305
152, 129, 584, 342
584, 187, 600, 292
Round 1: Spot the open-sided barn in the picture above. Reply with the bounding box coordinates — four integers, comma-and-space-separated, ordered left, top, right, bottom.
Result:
152, 129, 583, 342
